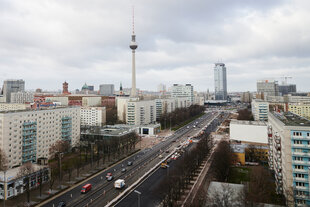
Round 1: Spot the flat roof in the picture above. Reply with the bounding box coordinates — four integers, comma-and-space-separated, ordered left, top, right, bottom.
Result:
230, 119, 267, 126
0, 106, 79, 114
272, 111, 310, 127
81, 125, 137, 136
0, 164, 46, 182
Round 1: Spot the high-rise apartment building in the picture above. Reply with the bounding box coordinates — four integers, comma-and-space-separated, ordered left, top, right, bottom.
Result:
171, 84, 194, 104
214, 63, 227, 100
268, 112, 310, 206
99, 84, 115, 96
1, 79, 25, 103
257, 80, 279, 99
0, 107, 80, 168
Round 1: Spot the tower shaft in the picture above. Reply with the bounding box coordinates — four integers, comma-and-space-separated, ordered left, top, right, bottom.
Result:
131, 50, 137, 97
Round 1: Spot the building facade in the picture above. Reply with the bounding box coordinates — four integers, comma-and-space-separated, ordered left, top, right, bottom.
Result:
99, 84, 114, 96
288, 103, 310, 119
279, 84, 297, 96
0, 103, 28, 111
268, 112, 310, 206
0, 107, 80, 168
251, 99, 269, 121
257, 80, 279, 100
127, 100, 156, 126
11, 92, 34, 104
80, 107, 106, 126
1, 79, 25, 103
214, 63, 227, 100
171, 84, 194, 104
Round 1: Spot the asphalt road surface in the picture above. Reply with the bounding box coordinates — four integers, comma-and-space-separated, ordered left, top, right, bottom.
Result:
40, 111, 220, 207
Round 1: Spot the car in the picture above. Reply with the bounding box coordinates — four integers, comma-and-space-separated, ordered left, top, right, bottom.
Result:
165, 150, 169, 153
57, 201, 66, 207
121, 168, 127, 173
107, 175, 113, 181
159, 155, 163, 159
127, 161, 133, 166
106, 172, 112, 179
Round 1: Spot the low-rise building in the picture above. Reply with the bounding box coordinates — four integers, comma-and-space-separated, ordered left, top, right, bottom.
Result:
230, 120, 268, 144
0, 164, 49, 200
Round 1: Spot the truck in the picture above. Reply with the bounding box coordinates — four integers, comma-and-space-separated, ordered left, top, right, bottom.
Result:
114, 179, 125, 189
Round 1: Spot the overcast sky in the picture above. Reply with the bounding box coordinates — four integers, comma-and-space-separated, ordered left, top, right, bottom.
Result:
1, 0, 310, 92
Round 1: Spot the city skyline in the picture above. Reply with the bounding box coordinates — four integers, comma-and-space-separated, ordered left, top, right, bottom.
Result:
0, 0, 310, 92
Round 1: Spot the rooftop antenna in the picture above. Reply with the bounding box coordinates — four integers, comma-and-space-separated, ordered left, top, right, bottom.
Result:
132, 5, 135, 34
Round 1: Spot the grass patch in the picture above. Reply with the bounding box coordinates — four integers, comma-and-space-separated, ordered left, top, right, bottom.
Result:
172, 112, 205, 131
228, 167, 251, 184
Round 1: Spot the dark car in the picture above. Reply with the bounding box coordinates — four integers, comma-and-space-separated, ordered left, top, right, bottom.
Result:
121, 168, 127, 173
127, 161, 133, 166
57, 201, 66, 207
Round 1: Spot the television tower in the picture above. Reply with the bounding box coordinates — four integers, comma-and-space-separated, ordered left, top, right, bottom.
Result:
130, 6, 138, 98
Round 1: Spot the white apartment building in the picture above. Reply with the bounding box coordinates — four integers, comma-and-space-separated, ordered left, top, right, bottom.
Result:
268, 112, 310, 206
171, 84, 194, 105
10, 91, 34, 103
116, 97, 130, 122
0, 103, 28, 111
82, 96, 102, 107
127, 100, 156, 126
80, 107, 106, 126
251, 99, 269, 121
0, 107, 80, 169
155, 97, 190, 120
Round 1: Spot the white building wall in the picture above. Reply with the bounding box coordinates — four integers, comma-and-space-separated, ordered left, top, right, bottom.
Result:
82, 97, 102, 107
0, 103, 28, 111
171, 84, 194, 105
0, 107, 80, 168
11, 92, 34, 103
230, 120, 268, 144
80, 107, 106, 126
127, 100, 156, 126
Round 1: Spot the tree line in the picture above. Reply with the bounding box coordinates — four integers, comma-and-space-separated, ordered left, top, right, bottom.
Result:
159, 105, 205, 130
156, 132, 212, 207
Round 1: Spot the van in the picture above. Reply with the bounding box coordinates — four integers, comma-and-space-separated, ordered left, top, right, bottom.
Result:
114, 179, 125, 189
81, 184, 92, 194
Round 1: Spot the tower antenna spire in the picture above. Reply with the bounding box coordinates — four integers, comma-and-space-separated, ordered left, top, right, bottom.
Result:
132, 5, 135, 34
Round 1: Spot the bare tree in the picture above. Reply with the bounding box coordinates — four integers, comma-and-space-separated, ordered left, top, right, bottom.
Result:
206, 183, 245, 207
49, 140, 70, 159
17, 162, 35, 204
0, 148, 8, 171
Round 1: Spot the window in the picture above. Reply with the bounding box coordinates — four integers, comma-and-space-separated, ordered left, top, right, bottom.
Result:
295, 165, 304, 170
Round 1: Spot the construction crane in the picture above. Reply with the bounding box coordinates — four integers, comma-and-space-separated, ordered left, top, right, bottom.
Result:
280, 76, 292, 85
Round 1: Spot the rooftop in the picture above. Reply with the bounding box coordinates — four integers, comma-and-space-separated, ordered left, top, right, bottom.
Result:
272, 111, 310, 127
230, 119, 267, 126
0, 106, 79, 114
81, 125, 137, 136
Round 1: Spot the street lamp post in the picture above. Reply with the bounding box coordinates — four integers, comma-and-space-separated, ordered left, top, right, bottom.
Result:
3, 170, 6, 207
91, 143, 95, 169
134, 190, 141, 207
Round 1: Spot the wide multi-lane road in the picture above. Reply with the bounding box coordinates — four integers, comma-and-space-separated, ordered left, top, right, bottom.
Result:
39, 111, 219, 207
113, 112, 224, 207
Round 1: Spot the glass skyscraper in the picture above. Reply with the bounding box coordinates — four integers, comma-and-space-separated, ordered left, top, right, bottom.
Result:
214, 63, 227, 100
